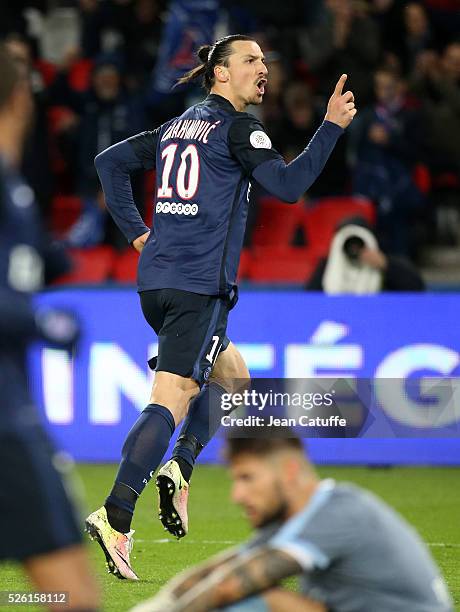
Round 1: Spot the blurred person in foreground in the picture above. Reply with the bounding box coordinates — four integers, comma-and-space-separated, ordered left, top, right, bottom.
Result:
3, 32, 53, 219
306, 217, 425, 293
0, 45, 99, 611
132, 433, 453, 612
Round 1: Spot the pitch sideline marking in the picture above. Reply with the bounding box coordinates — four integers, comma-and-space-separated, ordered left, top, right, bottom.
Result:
135, 539, 460, 548
135, 539, 239, 544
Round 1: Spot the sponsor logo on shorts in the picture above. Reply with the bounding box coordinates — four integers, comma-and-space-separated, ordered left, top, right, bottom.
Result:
155, 201, 199, 216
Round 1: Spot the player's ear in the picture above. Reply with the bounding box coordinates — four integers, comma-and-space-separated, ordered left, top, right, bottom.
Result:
215, 65, 229, 83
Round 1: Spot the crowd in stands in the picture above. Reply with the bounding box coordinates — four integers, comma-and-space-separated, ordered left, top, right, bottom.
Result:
1, 0, 459, 285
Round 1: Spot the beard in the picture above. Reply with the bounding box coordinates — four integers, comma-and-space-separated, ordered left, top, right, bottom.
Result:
253, 481, 290, 529
256, 499, 289, 529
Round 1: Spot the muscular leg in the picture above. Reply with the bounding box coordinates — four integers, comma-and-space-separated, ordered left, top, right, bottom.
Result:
210, 340, 250, 393
104, 372, 199, 533
24, 545, 99, 611
172, 342, 250, 480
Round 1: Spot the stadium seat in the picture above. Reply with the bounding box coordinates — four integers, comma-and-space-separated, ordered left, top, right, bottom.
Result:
413, 164, 431, 195
112, 248, 140, 283
50, 195, 82, 235
302, 196, 376, 258
54, 246, 115, 285
68, 58, 93, 92
248, 246, 318, 284
252, 196, 304, 246
35, 59, 57, 87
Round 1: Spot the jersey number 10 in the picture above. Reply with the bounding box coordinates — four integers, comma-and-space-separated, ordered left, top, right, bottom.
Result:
157, 143, 200, 200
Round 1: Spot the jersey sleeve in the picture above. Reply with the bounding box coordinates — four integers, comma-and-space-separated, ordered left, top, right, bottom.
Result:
228, 115, 283, 175
267, 482, 357, 571
95, 139, 150, 243
126, 127, 161, 170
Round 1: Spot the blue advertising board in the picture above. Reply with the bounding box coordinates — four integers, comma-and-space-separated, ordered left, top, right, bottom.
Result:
31, 289, 460, 464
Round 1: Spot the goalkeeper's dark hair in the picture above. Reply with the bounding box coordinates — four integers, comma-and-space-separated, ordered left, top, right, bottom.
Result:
225, 429, 305, 462
177, 34, 257, 92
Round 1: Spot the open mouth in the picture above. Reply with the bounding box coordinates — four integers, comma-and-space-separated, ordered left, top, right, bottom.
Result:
256, 78, 267, 95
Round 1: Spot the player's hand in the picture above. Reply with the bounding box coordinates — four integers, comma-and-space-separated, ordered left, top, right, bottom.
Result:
132, 231, 150, 253
325, 74, 357, 129
359, 247, 387, 271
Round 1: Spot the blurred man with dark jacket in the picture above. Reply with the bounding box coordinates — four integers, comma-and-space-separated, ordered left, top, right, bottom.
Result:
51, 55, 145, 247
349, 67, 425, 256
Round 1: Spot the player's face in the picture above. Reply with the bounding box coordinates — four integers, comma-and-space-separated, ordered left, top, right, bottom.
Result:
230, 454, 289, 528
225, 41, 268, 108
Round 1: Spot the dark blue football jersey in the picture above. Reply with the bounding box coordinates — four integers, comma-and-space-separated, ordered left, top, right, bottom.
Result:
0, 157, 71, 430
0, 157, 45, 426
129, 94, 281, 295
96, 93, 343, 296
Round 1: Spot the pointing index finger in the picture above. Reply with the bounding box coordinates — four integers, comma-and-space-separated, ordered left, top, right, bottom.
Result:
334, 73, 347, 96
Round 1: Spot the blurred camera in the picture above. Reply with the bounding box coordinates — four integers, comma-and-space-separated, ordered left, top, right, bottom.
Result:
343, 236, 365, 262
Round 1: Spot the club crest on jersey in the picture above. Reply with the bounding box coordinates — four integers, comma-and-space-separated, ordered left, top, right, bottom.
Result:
250, 130, 271, 149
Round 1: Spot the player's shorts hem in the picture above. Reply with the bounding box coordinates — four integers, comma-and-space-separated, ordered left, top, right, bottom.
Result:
0, 427, 83, 562
141, 289, 231, 386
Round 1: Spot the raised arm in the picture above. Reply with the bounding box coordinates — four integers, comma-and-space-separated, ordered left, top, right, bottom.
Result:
94, 128, 160, 245
230, 74, 356, 203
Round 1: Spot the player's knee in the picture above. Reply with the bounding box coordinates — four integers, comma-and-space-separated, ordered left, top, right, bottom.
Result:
211, 343, 250, 393
150, 371, 199, 423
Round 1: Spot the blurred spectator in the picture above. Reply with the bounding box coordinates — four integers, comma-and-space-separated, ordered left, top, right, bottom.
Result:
349, 67, 425, 256
411, 43, 460, 175
297, 0, 381, 105
50, 54, 146, 247
121, 0, 164, 92
411, 42, 460, 243
424, 0, 460, 43
259, 51, 286, 124
306, 217, 425, 293
80, 0, 164, 92
270, 81, 348, 198
397, 2, 437, 76
79, 0, 128, 59
3, 33, 52, 218
0, 3, 29, 39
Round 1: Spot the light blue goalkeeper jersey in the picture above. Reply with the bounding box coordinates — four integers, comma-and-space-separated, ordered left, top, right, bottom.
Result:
248, 479, 453, 612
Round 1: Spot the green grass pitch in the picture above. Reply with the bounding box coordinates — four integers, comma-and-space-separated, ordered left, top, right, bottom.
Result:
1, 465, 459, 611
